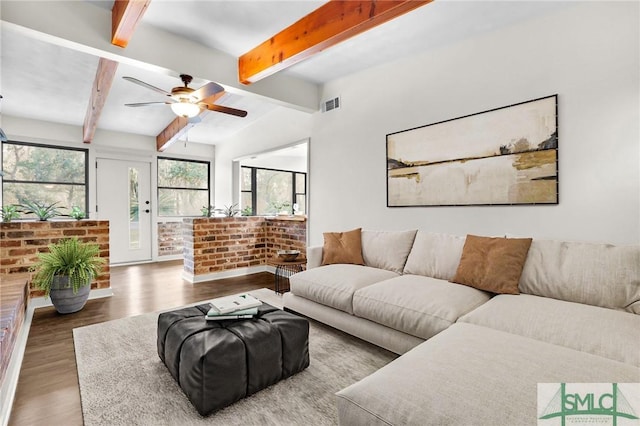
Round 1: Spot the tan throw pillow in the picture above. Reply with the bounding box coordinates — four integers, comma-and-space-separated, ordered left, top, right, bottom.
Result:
321, 228, 365, 266
451, 235, 533, 294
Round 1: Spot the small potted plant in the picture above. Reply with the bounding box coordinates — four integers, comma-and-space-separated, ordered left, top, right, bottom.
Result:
270, 201, 291, 216
69, 206, 85, 220
201, 205, 214, 217
20, 200, 63, 221
223, 203, 240, 217
30, 237, 106, 314
1, 205, 21, 222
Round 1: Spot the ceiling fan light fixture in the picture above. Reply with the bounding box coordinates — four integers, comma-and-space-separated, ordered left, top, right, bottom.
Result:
171, 101, 200, 118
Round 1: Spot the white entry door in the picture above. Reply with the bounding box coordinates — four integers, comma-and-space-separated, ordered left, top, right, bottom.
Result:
96, 158, 152, 264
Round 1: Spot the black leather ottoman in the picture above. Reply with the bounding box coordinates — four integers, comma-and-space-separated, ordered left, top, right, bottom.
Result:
157, 302, 309, 416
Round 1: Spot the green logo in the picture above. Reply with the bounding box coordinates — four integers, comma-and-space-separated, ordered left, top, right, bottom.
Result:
539, 383, 639, 426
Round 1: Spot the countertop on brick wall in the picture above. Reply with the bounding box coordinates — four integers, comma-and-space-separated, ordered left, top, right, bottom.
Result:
265, 216, 307, 222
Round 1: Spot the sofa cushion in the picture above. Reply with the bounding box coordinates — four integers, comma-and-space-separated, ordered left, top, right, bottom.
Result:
361, 229, 417, 273
451, 235, 532, 294
459, 294, 640, 366
451, 235, 531, 294
403, 231, 465, 280
335, 323, 640, 426
352, 275, 490, 340
289, 264, 398, 314
519, 239, 640, 313
321, 228, 365, 266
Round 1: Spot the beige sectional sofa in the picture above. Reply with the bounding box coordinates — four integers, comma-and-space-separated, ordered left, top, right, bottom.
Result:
282, 230, 640, 425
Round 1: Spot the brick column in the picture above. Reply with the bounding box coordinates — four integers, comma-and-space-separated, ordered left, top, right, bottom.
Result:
158, 221, 184, 257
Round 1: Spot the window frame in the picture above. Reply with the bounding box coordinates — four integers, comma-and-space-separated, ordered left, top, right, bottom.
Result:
1, 140, 89, 214
294, 172, 306, 213
240, 166, 307, 216
156, 156, 211, 217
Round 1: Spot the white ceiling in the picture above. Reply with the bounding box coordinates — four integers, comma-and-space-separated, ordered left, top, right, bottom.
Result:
0, 1, 572, 147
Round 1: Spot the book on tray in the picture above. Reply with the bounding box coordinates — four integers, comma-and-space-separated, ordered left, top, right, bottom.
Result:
205, 307, 258, 321
206, 293, 263, 320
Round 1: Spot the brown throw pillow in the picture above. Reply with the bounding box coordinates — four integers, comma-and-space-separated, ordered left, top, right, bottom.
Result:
321, 228, 365, 266
451, 235, 532, 294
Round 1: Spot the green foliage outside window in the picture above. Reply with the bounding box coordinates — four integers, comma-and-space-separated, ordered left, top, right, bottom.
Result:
157, 158, 210, 216
2, 142, 87, 216
240, 166, 306, 216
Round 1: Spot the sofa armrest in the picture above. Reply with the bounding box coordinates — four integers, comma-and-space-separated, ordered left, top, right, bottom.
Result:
306, 246, 323, 269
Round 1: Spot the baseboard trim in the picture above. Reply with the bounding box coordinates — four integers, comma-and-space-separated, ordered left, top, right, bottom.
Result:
156, 255, 184, 262
0, 305, 34, 426
182, 266, 274, 283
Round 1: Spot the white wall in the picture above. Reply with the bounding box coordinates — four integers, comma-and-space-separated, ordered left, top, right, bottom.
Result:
309, 2, 640, 246
214, 106, 312, 207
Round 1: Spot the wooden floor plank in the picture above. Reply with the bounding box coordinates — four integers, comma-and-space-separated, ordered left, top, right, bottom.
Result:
8, 261, 274, 425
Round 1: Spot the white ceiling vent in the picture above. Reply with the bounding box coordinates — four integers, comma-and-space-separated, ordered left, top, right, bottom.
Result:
321, 96, 341, 113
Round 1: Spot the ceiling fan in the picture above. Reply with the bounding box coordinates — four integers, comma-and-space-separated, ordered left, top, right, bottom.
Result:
123, 74, 248, 120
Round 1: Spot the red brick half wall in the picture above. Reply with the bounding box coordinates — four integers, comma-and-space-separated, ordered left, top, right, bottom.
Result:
183, 217, 306, 282
0, 220, 110, 298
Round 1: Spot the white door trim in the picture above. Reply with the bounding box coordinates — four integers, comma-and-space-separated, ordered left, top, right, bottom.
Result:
96, 158, 153, 264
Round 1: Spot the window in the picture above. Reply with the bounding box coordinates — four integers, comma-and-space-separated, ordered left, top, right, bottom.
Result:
240, 166, 307, 216
157, 157, 210, 216
240, 166, 253, 216
128, 167, 140, 249
2, 141, 88, 214
294, 172, 306, 214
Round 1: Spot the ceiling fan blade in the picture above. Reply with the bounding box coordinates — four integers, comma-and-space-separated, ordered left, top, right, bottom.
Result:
123, 76, 171, 96
202, 103, 248, 117
191, 82, 225, 103
125, 102, 173, 107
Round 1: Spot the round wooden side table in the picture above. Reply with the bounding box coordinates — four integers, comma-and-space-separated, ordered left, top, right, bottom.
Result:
267, 258, 306, 294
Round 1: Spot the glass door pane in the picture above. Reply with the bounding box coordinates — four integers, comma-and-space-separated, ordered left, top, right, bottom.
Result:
129, 167, 140, 249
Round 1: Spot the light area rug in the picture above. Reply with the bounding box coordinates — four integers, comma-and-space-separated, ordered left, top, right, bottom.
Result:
73, 289, 396, 426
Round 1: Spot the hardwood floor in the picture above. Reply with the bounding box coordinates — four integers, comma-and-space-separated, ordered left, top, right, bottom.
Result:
8, 261, 274, 426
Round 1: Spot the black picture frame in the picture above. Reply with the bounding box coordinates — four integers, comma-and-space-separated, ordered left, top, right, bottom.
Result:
386, 94, 558, 207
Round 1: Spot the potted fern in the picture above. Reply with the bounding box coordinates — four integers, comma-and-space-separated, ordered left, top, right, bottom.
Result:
31, 237, 106, 314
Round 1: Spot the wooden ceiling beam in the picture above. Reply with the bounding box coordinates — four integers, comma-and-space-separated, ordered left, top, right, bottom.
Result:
156, 92, 225, 151
238, 0, 433, 84
156, 116, 194, 152
112, 0, 152, 48
83, 58, 118, 143
83, 1, 148, 142
2, 0, 318, 111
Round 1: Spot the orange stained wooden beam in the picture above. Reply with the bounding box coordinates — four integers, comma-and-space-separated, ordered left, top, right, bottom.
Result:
156, 92, 225, 151
83, 58, 119, 143
112, 0, 152, 48
238, 0, 433, 84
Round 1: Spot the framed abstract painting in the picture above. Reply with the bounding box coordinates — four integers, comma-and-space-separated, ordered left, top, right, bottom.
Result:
387, 95, 558, 207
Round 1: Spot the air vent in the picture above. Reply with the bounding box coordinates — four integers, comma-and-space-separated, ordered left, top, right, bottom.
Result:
321, 96, 341, 113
